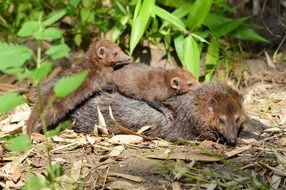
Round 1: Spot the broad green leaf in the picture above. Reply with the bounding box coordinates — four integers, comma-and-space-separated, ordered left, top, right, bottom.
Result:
17, 21, 41, 37
204, 13, 231, 30
23, 175, 46, 190
5, 134, 32, 152
183, 35, 200, 79
0, 42, 33, 71
152, 5, 186, 32
54, 71, 89, 98
213, 17, 249, 37
130, 0, 155, 55
46, 43, 70, 59
187, 0, 213, 30
0, 92, 26, 114
80, 8, 93, 23
206, 37, 219, 66
205, 37, 220, 81
174, 35, 185, 66
34, 27, 62, 41
233, 27, 269, 43
28, 61, 53, 82
43, 9, 66, 26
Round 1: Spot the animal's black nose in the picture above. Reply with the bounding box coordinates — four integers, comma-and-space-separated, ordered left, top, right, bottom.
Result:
226, 138, 237, 147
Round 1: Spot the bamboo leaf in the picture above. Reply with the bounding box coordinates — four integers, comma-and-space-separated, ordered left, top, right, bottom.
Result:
233, 27, 269, 43
152, 5, 186, 32
213, 17, 248, 37
187, 0, 213, 30
130, 0, 155, 55
174, 35, 185, 65
182, 35, 200, 79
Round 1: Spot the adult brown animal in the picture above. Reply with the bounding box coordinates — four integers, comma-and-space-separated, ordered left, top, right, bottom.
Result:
71, 81, 267, 146
26, 39, 130, 136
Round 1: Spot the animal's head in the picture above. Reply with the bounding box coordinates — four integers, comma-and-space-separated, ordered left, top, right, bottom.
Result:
168, 69, 199, 94
206, 88, 244, 146
87, 39, 130, 67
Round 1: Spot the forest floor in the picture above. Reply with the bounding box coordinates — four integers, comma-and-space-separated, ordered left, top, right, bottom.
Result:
0, 53, 286, 189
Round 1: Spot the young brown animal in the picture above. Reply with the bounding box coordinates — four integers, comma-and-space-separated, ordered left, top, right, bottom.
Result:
112, 64, 199, 120
26, 39, 130, 136
71, 81, 245, 146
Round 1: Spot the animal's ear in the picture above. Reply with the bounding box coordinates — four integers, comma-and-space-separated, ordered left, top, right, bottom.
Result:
207, 97, 218, 112
170, 77, 181, 90
97, 47, 106, 59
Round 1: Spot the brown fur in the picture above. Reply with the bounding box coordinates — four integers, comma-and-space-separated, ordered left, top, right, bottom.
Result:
26, 39, 130, 136
71, 81, 245, 146
112, 64, 199, 120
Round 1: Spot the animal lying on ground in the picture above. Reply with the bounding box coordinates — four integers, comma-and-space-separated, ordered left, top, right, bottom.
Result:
71, 81, 269, 146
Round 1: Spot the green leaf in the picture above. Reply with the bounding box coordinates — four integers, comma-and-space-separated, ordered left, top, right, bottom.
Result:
174, 35, 185, 66
43, 9, 66, 26
0, 42, 33, 71
46, 43, 70, 59
23, 175, 47, 190
213, 17, 249, 37
34, 27, 62, 41
54, 71, 89, 98
187, 0, 213, 30
17, 21, 41, 37
80, 8, 93, 23
183, 35, 200, 79
47, 121, 71, 137
233, 27, 269, 43
0, 92, 25, 114
5, 134, 32, 152
152, 5, 186, 32
205, 37, 220, 81
204, 13, 231, 30
130, 0, 155, 55
31, 61, 52, 82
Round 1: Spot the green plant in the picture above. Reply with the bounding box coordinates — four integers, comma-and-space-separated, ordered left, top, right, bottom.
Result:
112, 0, 268, 80
0, 7, 89, 189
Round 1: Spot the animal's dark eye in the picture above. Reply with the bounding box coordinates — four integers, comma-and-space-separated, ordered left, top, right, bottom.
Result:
113, 52, 118, 57
219, 117, 225, 124
188, 83, 193, 86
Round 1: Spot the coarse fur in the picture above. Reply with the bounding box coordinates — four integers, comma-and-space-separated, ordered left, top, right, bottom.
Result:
71, 81, 247, 146
26, 39, 130, 136
112, 64, 199, 120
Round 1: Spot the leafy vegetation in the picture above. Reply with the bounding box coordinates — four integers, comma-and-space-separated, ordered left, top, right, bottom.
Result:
0, 0, 272, 189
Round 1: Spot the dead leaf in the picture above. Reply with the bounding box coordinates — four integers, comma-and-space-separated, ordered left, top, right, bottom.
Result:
70, 160, 82, 183
109, 135, 143, 145
109, 172, 144, 182
264, 51, 276, 69
86, 135, 96, 144
107, 180, 140, 190
172, 181, 182, 190
225, 145, 252, 158
109, 106, 152, 140
137, 126, 153, 134
12, 166, 21, 182
145, 151, 222, 162
1, 148, 33, 178
108, 145, 124, 157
